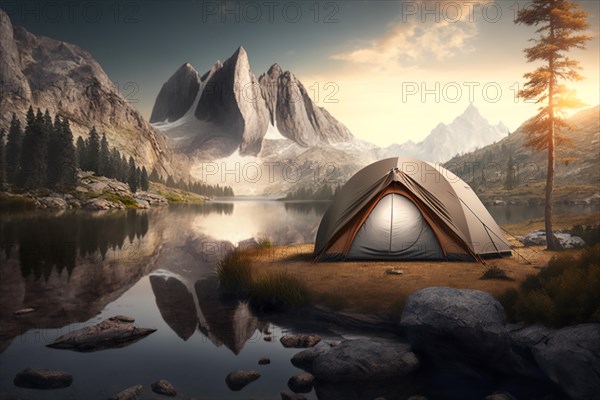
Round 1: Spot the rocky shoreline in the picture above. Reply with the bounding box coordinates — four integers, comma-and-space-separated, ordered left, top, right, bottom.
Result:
0, 171, 206, 211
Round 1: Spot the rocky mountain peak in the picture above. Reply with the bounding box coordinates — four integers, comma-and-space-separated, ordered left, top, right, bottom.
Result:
267, 63, 283, 76
150, 62, 200, 123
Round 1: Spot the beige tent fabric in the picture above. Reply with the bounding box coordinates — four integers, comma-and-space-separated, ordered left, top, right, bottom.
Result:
314, 157, 512, 261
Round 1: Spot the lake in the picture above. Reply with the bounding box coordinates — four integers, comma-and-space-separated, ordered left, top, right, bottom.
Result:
1, 201, 597, 400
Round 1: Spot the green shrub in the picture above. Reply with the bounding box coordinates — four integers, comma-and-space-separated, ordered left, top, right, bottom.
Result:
480, 266, 514, 281
102, 192, 137, 208
570, 224, 600, 247
499, 244, 600, 327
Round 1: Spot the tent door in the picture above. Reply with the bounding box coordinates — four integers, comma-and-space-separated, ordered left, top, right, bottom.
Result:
347, 194, 444, 260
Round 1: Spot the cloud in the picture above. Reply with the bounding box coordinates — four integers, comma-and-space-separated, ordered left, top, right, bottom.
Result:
332, 1, 478, 67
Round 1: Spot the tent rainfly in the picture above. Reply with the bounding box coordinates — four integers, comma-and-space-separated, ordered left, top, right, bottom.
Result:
314, 157, 512, 262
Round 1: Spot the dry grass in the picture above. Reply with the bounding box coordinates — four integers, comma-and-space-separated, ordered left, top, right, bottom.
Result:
247, 243, 556, 316
503, 211, 600, 236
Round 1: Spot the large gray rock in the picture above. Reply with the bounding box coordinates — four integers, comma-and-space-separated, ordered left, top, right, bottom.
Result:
225, 370, 261, 391
151, 379, 176, 397
46, 316, 156, 352
532, 324, 600, 400
400, 287, 512, 372
84, 198, 126, 210
36, 196, 68, 209
280, 334, 321, 348
312, 339, 419, 382
291, 344, 330, 372
13, 368, 73, 389
521, 229, 586, 248
109, 384, 143, 400
506, 323, 554, 379
287, 372, 314, 393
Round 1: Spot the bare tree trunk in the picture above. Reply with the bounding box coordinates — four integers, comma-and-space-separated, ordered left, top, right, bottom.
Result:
545, 123, 560, 250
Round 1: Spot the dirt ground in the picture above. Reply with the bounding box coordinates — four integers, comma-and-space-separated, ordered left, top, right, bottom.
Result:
248, 213, 599, 316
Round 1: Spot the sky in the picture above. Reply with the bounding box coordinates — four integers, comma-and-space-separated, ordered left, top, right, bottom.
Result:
2, 0, 599, 147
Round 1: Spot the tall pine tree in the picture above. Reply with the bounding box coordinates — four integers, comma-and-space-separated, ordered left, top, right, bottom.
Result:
0, 128, 5, 189
127, 156, 138, 192
87, 127, 100, 174
140, 167, 149, 191
515, 0, 591, 250
60, 119, 78, 188
20, 109, 49, 188
6, 113, 23, 185
99, 133, 111, 177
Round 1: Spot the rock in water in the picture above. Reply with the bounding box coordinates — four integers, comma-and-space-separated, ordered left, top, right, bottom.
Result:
47, 317, 156, 352
281, 391, 307, 400
109, 385, 143, 400
258, 357, 271, 365
290, 345, 330, 372
312, 339, 419, 382
225, 370, 261, 391
151, 379, 177, 397
400, 287, 512, 373
287, 372, 315, 393
532, 324, 600, 400
13, 368, 73, 389
280, 334, 321, 348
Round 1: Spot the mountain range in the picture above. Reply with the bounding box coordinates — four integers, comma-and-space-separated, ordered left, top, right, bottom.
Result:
4, 7, 593, 200
150, 48, 510, 195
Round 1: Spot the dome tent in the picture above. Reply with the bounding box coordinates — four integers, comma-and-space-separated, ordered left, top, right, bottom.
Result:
314, 157, 511, 262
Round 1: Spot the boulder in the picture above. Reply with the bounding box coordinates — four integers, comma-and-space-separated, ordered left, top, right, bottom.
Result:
258, 357, 271, 365
312, 339, 419, 382
134, 192, 168, 206
109, 384, 143, 400
521, 229, 586, 248
280, 334, 321, 348
225, 370, 261, 391
151, 379, 176, 397
287, 372, 315, 393
532, 324, 600, 400
84, 197, 125, 210
37, 196, 68, 209
291, 344, 330, 372
400, 287, 512, 373
506, 323, 554, 379
13, 368, 73, 389
46, 316, 156, 352
281, 392, 307, 400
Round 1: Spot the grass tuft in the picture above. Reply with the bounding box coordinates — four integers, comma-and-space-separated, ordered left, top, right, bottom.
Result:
217, 250, 309, 310
480, 265, 514, 281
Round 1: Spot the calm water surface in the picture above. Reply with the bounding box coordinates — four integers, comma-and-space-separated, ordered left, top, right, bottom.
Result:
0, 201, 597, 400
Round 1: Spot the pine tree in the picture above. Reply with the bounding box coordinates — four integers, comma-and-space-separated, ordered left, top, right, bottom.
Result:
60, 118, 78, 187
87, 127, 100, 174
0, 128, 6, 190
99, 133, 111, 177
46, 115, 62, 187
166, 175, 175, 188
149, 167, 160, 183
76, 136, 87, 170
140, 166, 149, 191
127, 156, 138, 192
6, 113, 23, 185
515, 0, 591, 250
20, 108, 49, 188
504, 153, 515, 190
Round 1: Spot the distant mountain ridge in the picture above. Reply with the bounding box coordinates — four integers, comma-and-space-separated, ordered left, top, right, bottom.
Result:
443, 105, 600, 203
379, 104, 509, 163
0, 8, 179, 177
